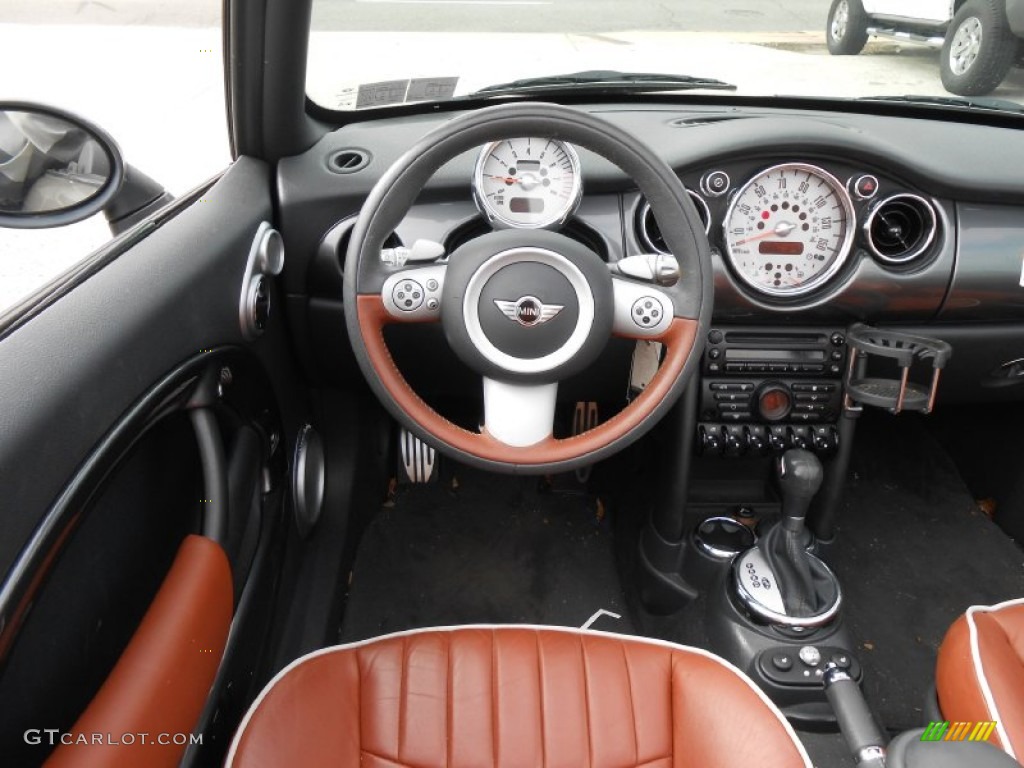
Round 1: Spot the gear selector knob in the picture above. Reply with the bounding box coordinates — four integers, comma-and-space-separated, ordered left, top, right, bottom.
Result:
778, 449, 823, 533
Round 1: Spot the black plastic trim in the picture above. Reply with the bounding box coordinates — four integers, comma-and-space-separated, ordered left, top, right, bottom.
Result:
0, 173, 218, 342
305, 91, 1024, 134
0, 348, 240, 672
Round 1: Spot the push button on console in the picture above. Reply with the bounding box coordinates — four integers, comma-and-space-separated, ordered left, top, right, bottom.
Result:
772, 652, 794, 672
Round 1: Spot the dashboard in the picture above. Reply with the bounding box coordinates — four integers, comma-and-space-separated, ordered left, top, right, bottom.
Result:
279, 102, 1024, 418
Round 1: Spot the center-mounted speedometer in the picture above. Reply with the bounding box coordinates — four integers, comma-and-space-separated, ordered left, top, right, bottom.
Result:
724, 162, 855, 298
473, 138, 582, 229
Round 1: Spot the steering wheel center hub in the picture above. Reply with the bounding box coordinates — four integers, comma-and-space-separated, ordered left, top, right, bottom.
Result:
442, 230, 614, 383
470, 249, 586, 366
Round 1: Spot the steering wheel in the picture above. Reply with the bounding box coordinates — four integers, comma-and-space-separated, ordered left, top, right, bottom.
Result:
344, 102, 713, 474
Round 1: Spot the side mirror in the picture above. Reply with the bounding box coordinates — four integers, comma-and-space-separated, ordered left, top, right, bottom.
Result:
0, 102, 124, 229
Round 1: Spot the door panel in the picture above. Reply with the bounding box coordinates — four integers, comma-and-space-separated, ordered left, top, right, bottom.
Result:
0, 157, 272, 577
0, 156, 302, 762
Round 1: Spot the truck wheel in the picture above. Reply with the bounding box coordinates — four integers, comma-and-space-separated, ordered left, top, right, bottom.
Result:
940, 0, 1017, 95
827, 0, 870, 55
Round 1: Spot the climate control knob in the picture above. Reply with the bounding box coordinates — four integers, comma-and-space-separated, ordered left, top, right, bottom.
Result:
756, 382, 793, 422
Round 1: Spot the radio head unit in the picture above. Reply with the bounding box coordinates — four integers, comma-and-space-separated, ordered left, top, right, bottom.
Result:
698, 327, 848, 456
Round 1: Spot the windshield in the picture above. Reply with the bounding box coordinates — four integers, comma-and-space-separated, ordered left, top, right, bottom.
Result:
307, 1, 1024, 112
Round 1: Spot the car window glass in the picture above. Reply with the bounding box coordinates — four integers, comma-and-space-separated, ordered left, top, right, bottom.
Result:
0, 2, 229, 314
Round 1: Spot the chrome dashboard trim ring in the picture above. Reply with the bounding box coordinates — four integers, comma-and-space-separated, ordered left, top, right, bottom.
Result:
722, 162, 857, 299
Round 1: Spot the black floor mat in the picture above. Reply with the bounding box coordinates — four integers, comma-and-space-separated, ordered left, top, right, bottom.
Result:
827, 413, 1024, 731
340, 468, 633, 642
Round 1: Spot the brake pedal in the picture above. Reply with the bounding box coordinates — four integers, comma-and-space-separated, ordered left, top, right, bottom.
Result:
397, 428, 439, 484
573, 401, 599, 483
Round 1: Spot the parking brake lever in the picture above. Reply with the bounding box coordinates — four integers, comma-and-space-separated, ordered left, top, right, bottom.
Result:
824, 663, 887, 768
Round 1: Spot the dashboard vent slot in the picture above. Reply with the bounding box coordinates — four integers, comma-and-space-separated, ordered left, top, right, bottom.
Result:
327, 148, 371, 175
670, 116, 749, 128
865, 194, 937, 265
637, 191, 710, 254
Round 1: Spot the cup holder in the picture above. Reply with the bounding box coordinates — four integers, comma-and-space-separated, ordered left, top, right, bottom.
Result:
843, 323, 952, 414
693, 516, 756, 560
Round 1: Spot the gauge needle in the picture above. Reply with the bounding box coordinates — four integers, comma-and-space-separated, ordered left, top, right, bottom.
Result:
736, 221, 797, 245
488, 174, 519, 184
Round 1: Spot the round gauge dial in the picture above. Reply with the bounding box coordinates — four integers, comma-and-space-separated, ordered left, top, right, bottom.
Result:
723, 163, 855, 297
473, 138, 582, 229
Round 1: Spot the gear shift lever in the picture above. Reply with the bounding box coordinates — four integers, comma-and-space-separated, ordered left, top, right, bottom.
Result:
778, 449, 824, 534
732, 449, 841, 627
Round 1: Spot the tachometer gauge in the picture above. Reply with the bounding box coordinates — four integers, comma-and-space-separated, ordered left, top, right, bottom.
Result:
473, 138, 582, 229
724, 163, 855, 298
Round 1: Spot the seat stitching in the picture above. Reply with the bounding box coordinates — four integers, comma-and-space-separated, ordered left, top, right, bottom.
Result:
967, 607, 1018, 759
535, 630, 547, 768
580, 635, 593, 768
356, 651, 363, 764
399, 636, 408, 762
446, 633, 452, 768
669, 652, 677, 768
491, 630, 498, 768
361, 746, 416, 767
620, 642, 639, 765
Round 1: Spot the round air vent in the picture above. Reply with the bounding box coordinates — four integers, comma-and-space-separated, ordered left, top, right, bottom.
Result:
637, 192, 710, 254
327, 148, 371, 174
864, 194, 937, 265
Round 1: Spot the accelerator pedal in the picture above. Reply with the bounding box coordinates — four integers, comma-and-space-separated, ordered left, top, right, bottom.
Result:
397, 428, 439, 484
573, 401, 599, 483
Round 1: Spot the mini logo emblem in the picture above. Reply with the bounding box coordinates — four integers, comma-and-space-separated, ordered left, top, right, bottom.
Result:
494, 296, 564, 327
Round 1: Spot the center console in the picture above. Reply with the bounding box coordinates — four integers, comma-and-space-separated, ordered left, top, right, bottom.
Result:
698, 326, 848, 457
637, 320, 956, 759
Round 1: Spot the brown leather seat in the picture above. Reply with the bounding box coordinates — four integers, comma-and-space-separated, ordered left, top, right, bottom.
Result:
227, 625, 811, 767
936, 599, 1024, 761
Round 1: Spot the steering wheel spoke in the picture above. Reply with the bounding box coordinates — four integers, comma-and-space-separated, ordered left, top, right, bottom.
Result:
380, 263, 447, 323
482, 377, 558, 447
611, 275, 676, 340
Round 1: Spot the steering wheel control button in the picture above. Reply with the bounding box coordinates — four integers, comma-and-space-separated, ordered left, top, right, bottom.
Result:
701, 170, 731, 198
612, 277, 672, 338
631, 296, 664, 328
382, 265, 446, 321
393, 279, 425, 311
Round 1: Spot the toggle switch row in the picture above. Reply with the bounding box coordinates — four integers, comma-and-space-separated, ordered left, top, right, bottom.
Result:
698, 423, 839, 457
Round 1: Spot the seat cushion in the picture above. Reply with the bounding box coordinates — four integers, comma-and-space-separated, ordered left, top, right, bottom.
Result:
227, 625, 810, 768
936, 599, 1024, 761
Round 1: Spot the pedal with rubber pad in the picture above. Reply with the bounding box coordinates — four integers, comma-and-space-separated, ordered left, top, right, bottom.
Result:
397, 428, 439, 484
573, 401, 599, 483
